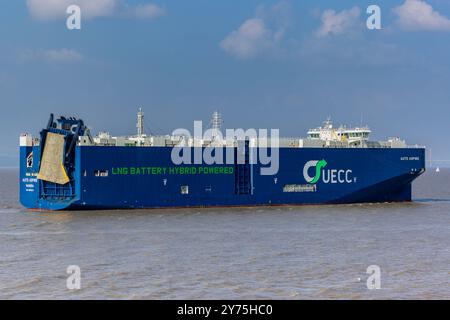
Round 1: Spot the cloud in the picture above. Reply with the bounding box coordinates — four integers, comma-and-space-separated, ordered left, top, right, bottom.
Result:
219, 2, 290, 59
26, 0, 165, 20
27, 0, 116, 20
21, 48, 84, 63
393, 0, 450, 31
43, 48, 84, 62
316, 7, 361, 37
129, 4, 165, 19
220, 18, 283, 59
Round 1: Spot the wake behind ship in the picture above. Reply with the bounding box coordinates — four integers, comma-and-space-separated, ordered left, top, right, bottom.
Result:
19, 110, 425, 211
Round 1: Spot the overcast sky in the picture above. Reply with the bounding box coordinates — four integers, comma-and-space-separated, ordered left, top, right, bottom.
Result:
1, 0, 450, 167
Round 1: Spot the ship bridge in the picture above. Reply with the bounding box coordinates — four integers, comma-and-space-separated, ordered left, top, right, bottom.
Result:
307, 118, 372, 147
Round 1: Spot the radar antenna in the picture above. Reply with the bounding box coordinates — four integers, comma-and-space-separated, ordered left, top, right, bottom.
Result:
323, 117, 333, 129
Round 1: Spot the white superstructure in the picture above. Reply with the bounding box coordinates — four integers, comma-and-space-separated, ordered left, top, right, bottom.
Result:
76, 109, 414, 149
307, 118, 371, 146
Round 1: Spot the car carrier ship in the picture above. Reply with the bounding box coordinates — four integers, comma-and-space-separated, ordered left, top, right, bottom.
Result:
19, 110, 425, 211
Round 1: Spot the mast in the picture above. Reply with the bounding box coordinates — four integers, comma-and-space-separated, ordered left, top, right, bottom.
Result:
137, 107, 144, 137
210, 111, 222, 140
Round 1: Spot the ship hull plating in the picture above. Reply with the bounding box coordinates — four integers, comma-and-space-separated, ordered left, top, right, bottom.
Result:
20, 146, 425, 211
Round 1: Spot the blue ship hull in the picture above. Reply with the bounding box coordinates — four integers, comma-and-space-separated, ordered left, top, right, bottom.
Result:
20, 145, 425, 211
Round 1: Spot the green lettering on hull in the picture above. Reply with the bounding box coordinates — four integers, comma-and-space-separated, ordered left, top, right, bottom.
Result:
111, 166, 234, 176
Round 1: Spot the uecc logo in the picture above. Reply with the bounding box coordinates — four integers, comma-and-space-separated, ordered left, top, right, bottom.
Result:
303, 160, 356, 184
303, 160, 327, 184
